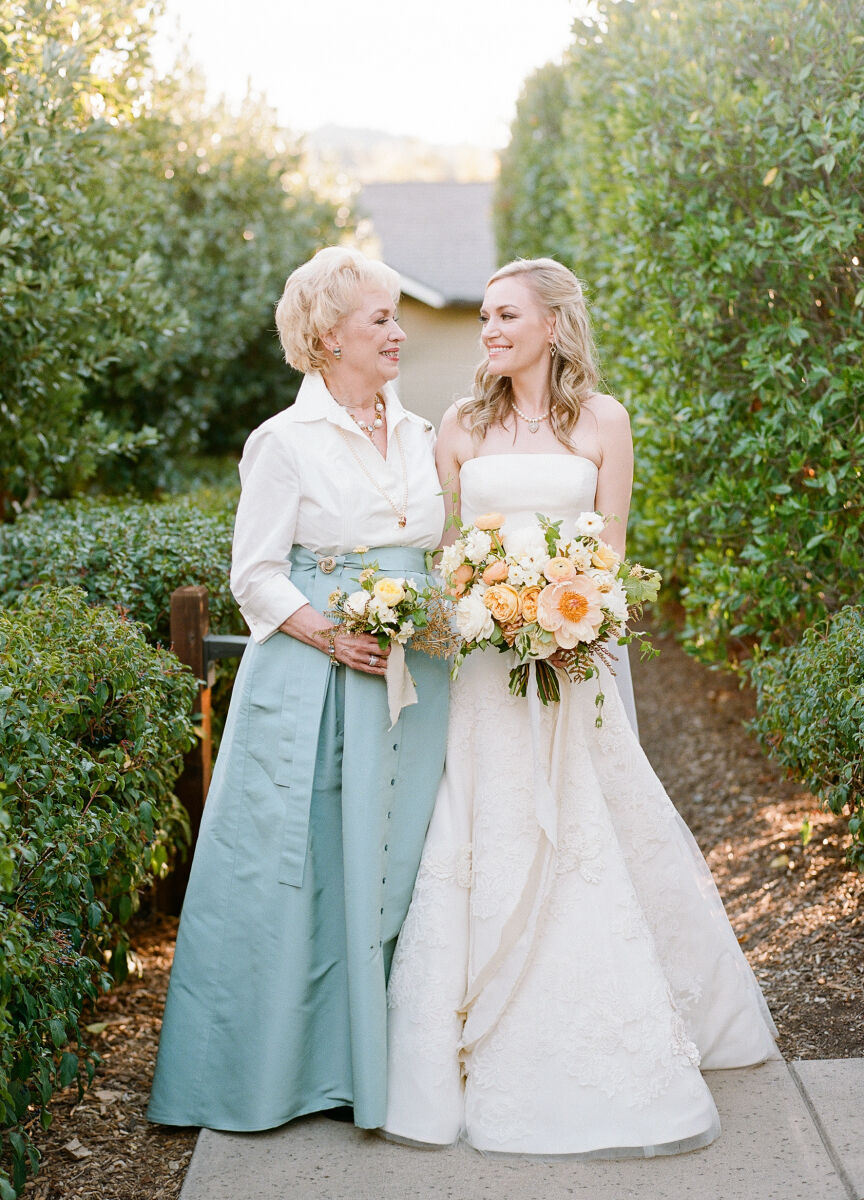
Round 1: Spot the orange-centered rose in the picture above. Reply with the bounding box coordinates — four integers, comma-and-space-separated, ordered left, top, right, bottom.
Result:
519, 585, 542, 622
543, 556, 578, 583
474, 513, 505, 531
483, 584, 521, 624
482, 559, 509, 584
536, 577, 604, 648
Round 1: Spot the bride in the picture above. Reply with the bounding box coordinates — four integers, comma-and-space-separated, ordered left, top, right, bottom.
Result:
382, 258, 778, 1157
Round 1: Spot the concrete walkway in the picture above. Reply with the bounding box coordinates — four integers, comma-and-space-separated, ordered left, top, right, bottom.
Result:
179, 1059, 864, 1200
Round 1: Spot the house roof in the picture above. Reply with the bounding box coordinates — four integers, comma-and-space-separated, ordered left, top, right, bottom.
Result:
358, 181, 497, 308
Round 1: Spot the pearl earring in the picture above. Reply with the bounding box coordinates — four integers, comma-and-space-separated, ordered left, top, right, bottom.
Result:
333, 346, 342, 359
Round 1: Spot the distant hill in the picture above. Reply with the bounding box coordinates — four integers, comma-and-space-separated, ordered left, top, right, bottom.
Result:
303, 123, 499, 183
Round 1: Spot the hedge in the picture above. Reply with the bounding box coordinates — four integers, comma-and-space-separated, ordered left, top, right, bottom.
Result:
751, 606, 864, 868
0, 492, 240, 645
497, 0, 864, 662
0, 588, 198, 1196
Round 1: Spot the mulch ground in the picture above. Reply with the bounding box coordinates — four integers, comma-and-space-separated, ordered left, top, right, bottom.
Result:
22, 629, 864, 1198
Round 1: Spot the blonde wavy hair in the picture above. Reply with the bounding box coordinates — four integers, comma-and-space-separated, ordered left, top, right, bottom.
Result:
275, 246, 401, 374
460, 258, 600, 447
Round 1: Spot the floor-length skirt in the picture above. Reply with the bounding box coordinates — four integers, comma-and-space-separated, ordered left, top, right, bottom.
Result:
383, 651, 778, 1156
148, 546, 449, 1132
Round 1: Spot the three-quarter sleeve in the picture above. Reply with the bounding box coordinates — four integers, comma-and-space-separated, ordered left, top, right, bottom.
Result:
230, 424, 309, 643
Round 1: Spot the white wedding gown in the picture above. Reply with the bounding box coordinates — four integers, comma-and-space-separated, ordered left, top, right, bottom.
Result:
383, 454, 778, 1158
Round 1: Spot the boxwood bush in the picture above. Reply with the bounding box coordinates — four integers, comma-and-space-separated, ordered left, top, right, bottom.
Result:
0, 587, 198, 1196
751, 606, 864, 868
0, 492, 241, 645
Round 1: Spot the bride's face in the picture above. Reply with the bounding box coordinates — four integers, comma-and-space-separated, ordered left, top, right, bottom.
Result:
479, 277, 554, 378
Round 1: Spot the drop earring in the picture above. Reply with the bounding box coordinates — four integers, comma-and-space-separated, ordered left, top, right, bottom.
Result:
333, 346, 342, 359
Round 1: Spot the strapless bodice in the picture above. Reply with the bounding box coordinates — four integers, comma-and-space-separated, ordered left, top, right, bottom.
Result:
459, 453, 599, 537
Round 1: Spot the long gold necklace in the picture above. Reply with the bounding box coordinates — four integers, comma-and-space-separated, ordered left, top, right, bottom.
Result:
340, 426, 409, 528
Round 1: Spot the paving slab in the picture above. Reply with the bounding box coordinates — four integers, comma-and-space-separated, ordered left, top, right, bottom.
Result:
790, 1059, 864, 1200
179, 1059, 847, 1200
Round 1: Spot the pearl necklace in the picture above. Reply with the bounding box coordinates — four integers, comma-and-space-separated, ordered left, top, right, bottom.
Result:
345, 393, 385, 438
512, 402, 550, 434
339, 426, 409, 528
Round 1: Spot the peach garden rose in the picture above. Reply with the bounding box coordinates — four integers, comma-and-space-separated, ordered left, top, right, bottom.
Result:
483, 584, 521, 624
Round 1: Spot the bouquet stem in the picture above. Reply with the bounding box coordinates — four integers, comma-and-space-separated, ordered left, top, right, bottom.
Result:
508, 659, 561, 705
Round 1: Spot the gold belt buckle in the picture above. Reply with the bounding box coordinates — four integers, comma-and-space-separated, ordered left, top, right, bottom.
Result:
318, 555, 337, 574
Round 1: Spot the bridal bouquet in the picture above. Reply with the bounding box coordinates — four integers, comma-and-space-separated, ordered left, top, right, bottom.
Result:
324, 549, 458, 725
441, 513, 661, 707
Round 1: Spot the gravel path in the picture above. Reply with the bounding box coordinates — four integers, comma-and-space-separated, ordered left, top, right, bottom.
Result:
21, 631, 863, 1198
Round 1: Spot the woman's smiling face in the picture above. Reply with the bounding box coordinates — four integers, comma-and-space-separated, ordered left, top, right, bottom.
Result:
479, 276, 554, 378
332, 286, 405, 386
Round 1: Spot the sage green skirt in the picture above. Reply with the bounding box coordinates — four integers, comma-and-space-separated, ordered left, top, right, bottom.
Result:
148, 546, 449, 1131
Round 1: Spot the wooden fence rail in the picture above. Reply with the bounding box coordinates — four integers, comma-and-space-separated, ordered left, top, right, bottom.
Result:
155, 585, 248, 913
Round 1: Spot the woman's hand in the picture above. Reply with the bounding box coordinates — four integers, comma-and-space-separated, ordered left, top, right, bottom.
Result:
333, 631, 390, 676
278, 605, 389, 675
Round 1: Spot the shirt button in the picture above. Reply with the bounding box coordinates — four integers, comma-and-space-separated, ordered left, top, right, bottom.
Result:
392, 744, 398, 751
384, 844, 388, 852
387, 811, 391, 819
390, 778, 396, 786
382, 877, 386, 885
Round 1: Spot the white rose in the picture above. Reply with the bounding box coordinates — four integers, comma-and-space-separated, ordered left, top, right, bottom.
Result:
440, 541, 466, 575
573, 511, 606, 537
463, 528, 493, 565
502, 523, 546, 564
345, 590, 369, 616
456, 590, 495, 642
368, 596, 396, 623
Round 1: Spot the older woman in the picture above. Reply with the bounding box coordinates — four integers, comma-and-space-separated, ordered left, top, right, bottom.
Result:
148, 247, 449, 1132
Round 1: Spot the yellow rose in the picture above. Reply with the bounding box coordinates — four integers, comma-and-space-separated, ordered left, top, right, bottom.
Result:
483, 584, 521, 624
591, 542, 620, 571
519, 585, 542, 622
474, 512, 505, 531
373, 577, 406, 606
482, 559, 509, 584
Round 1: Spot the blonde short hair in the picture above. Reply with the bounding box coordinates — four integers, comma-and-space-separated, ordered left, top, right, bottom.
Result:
275, 246, 401, 374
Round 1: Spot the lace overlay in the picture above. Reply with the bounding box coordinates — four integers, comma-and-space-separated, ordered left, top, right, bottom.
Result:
384, 455, 778, 1157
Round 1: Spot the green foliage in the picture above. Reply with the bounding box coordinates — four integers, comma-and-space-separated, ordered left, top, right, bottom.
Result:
0, 491, 241, 644
499, 0, 864, 663
0, 587, 197, 1193
751, 607, 864, 867
1, 1, 341, 512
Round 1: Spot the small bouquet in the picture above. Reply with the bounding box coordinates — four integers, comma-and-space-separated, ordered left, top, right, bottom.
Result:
440, 512, 661, 711
324, 549, 458, 725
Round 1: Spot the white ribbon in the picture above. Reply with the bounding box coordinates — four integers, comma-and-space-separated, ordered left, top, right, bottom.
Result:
385, 641, 417, 729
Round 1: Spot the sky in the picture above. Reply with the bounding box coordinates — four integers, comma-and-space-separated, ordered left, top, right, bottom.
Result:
153, 0, 588, 149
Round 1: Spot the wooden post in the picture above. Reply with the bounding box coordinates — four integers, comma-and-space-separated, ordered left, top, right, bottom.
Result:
155, 586, 214, 913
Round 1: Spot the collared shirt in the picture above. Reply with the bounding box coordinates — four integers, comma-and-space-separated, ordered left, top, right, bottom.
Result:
231, 373, 444, 642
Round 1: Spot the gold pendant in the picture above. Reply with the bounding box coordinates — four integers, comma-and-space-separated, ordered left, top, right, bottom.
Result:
398, 516, 407, 528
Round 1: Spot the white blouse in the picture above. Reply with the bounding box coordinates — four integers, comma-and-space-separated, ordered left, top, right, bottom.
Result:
230, 373, 444, 642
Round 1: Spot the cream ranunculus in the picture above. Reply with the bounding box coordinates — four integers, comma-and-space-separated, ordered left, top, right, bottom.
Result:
456, 590, 495, 642
373, 577, 406, 606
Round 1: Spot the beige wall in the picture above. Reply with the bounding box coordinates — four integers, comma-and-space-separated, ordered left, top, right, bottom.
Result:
394, 296, 482, 429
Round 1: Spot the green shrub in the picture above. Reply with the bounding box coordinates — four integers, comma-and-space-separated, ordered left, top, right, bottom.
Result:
0, 587, 197, 1195
498, 0, 864, 663
0, 493, 241, 644
751, 606, 864, 868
